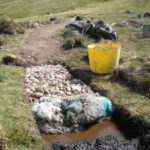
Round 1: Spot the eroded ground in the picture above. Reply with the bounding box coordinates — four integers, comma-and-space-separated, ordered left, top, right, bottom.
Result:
21, 21, 66, 65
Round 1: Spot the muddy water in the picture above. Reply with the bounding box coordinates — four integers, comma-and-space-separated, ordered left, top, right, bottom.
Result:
43, 120, 124, 144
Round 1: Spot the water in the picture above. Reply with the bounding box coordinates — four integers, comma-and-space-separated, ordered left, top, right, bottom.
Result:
43, 120, 124, 144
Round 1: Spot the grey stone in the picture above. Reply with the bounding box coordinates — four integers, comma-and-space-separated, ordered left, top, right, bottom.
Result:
30, 92, 43, 98
35, 87, 44, 93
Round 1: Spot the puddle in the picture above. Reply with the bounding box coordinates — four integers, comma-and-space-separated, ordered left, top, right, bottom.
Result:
43, 120, 124, 144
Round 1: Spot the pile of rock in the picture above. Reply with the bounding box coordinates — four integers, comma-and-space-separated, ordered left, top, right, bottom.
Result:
26, 65, 112, 134
25, 65, 93, 101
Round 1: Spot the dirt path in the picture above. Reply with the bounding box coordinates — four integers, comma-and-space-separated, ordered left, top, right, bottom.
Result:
21, 21, 66, 65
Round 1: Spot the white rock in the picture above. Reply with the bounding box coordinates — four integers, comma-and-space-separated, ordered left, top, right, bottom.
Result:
71, 84, 82, 92
66, 92, 72, 96
26, 88, 33, 94
66, 86, 71, 92
34, 22, 40, 27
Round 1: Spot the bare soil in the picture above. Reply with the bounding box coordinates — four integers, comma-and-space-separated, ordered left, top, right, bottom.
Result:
21, 22, 66, 65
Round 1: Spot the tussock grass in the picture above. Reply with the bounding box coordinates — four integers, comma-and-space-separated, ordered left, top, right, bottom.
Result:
0, 16, 25, 34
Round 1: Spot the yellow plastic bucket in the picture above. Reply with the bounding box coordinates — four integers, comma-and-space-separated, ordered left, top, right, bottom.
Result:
88, 42, 121, 74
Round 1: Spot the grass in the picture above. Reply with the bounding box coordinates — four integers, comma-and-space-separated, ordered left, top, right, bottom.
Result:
91, 78, 150, 122
0, 0, 107, 19
0, 0, 149, 21
13, 0, 149, 23
132, 0, 150, 13
0, 34, 43, 149
0, 0, 150, 149
118, 28, 150, 58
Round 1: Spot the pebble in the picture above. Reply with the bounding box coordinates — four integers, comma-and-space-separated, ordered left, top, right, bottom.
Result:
26, 88, 33, 94
35, 87, 44, 93
25, 65, 94, 100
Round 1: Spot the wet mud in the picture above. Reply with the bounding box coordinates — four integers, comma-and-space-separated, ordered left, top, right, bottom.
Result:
51, 135, 139, 150
43, 118, 149, 150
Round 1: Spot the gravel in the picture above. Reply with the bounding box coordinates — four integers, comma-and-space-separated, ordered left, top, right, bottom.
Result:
25, 65, 113, 134
25, 65, 94, 101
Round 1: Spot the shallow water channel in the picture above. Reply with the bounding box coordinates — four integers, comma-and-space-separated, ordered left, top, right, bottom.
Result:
43, 120, 124, 144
